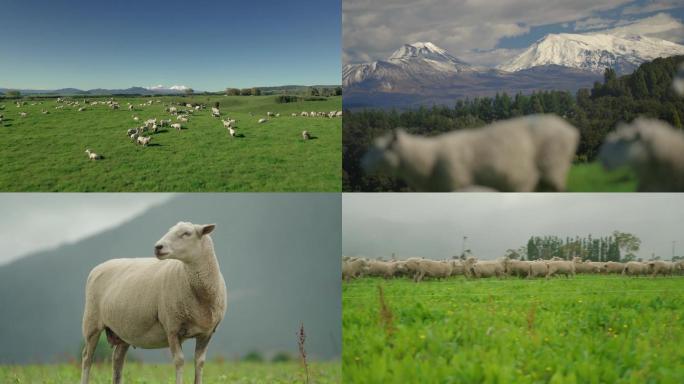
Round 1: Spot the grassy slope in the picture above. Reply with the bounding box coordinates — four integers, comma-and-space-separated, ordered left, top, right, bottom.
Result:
0, 361, 340, 383
567, 163, 637, 192
0, 96, 341, 191
343, 276, 684, 383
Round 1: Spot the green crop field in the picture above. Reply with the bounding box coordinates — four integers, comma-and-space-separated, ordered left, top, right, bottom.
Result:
567, 163, 638, 192
0, 95, 341, 191
0, 361, 340, 383
343, 276, 684, 383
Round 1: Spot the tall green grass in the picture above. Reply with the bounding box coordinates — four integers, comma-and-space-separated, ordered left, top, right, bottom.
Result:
0, 361, 340, 383
0, 96, 341, 191
343, 276, 684, 383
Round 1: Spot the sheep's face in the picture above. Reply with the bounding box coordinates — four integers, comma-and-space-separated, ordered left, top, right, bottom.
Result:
598, 128, 647, 171
361, 130, 403, 174
154, 221, 215, 262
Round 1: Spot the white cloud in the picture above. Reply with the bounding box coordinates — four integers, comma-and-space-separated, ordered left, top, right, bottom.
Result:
0, 194, 174, 265
343, 0, 634, 64
600, 12, 684, 43
145, 84, 190, 91
574, 17, 617, 31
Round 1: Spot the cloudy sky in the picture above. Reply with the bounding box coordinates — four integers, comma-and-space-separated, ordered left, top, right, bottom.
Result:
0, 193, 172, 265
343, 193, 684, 260
343, 0, 684, 66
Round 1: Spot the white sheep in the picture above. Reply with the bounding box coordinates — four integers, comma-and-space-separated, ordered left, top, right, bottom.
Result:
258, 118, 267, 124
171, 123, 182, 131
546, 260, 575, 278
80, 222, 226, 384
622, 261, 649, 276
599, 118, 684, 191
291, 113, 297, 117
228, 127, 236, 137
267, 111, 275, 117
674, 63, 684, 97
302, 131, 311, 140
362, 114, 579, 192
301, 111, 309, 117
137, 136, 151, 146
20, 112, 27, 117
178, 116, 189, 123
84, 149, 102, 160
78, 107, 86, 112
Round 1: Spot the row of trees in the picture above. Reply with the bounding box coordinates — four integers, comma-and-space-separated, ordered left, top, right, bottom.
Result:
225, 87, 263, 96
509, 231, 642, 262
343, 55, 684, 191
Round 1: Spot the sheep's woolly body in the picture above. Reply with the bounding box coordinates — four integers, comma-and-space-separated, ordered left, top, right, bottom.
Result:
363, 114, 578, 192
81, 222, 226, 384
623, 261, 649, 276
599, 118, 684, 191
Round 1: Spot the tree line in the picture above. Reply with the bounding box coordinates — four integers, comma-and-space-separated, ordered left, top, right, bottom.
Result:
343, 55, 684, 191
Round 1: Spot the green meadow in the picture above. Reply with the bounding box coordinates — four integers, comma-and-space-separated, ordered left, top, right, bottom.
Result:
343, 276, 684, 383
567, 162, 638, 192
0, 95, 341, 191
0, 361, 340, 384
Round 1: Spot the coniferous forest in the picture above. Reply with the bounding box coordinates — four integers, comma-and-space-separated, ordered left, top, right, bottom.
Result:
343, 55, 684, 191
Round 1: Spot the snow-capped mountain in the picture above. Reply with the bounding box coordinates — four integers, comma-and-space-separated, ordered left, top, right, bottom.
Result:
499, 33, 684, 74
144, 84, 191, 92
343, 42, 476, 88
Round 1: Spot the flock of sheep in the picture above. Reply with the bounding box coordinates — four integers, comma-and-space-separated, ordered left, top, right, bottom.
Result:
2, 97, 342, 162
343, 256, 684, 282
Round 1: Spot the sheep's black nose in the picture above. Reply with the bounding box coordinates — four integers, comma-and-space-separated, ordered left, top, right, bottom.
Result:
155, 245, 163, 251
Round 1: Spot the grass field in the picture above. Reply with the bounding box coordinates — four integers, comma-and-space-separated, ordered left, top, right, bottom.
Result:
0, 95, 341, 191
567, 162, 638, 192
0, 361, 340, 383
343, 275, 684, 383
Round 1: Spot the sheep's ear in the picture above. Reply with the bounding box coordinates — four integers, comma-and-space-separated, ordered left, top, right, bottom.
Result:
196, 224, 216, 237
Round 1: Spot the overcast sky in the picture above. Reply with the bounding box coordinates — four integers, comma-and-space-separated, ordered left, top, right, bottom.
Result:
343, 0, 684, 66
343, 193, 684, 260
0, 193, 173, 265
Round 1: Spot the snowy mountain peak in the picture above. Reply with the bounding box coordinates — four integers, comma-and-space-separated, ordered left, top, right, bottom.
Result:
388, 42, 466, 65
145, 84, 190, 92
499, 32, 684, 74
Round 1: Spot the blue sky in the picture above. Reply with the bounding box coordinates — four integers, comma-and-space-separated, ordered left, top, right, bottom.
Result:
344, 0, 684, 66
0, 0, 341, 90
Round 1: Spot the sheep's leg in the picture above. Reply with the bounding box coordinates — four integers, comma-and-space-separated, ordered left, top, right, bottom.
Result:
194, 335, 211, 384
167, 334, 185, 384
80, 329, 102, 384
112, 343, 130, 384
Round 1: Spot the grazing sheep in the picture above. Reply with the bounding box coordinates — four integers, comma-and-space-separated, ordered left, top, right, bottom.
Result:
137, 136, 151, 146
80, 222, 226, 384
574, 260, 603, 274
133, 116, 139, 122
168, 107, 178, 114
128, 105, 134, 111
546, 260, 575, 278
364, 260, 399, 278
467, 259, 505, 278
267, 111, 275, 117
42, 109, 49, 114
598, 118, 684, 191
302, 131, 311, 140
258, 118, 267, 124
84, 149, 102, 160
504, 259, 531, 278
301, 111, 309, 117
160, 119, 171, 127
227, 127, 236, 137
171, 123, 182, 131
362, 114, 579, 192
603, 261, 626, 274
126, 128, 138, 136
291, 113, 297, 117
528, 261, 548, 278
20, 112, 27, 117
336, 110, 343, 117
409, 259, 452, 282
78, 107, 86, 112
648, 260, 675, 277
130, 133, 139, 142
178, 116, 189, 123
623, 261, 649, 276
342, 257, 368, 281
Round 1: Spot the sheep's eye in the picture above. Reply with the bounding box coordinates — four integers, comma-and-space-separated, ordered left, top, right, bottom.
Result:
179, 231, 192, 238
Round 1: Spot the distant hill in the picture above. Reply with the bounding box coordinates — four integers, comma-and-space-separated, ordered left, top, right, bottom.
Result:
0, 194, 341, 363
0, 85, 342, 97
